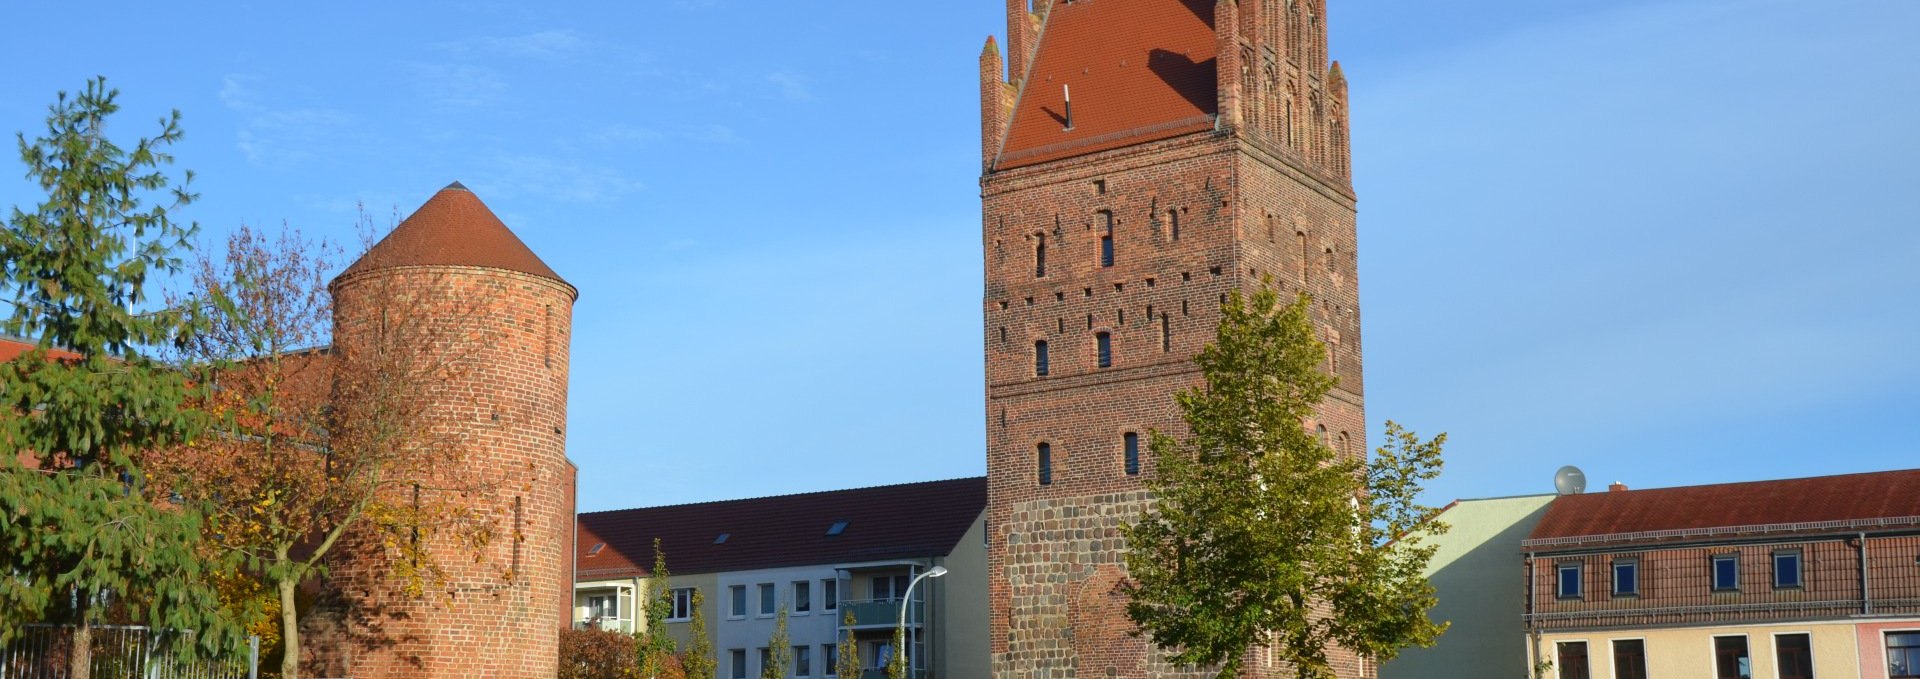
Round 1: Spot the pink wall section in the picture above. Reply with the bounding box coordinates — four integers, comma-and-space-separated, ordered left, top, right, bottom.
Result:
1855, 620, 1920, 679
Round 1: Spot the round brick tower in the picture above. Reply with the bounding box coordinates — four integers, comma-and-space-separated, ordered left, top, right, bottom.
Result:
314, 181, 577, 678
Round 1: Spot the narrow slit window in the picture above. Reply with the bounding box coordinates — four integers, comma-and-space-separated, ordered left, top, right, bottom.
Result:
1123, 432, 1140, 475
1098, 210, 1115, 267
1160, 316, 1171, 352
1095, 332, 1112, 368
1037, 443, 1053, 486
1168, 209, 1180, 240
1034, 341, 1050, 377
1034, 234, 1047, 278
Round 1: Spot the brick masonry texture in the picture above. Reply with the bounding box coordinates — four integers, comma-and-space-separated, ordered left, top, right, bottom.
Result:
303, 264, 576, 679
981, 2, 1368, 678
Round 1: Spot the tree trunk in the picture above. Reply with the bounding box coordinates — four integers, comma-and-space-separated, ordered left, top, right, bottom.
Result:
69, 616, 92, 679
281, 571, 302, 679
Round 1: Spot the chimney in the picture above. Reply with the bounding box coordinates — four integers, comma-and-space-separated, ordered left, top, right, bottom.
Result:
1609, 482, 1628, 493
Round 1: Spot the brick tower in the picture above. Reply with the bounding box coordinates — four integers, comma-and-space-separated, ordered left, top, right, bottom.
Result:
312, 182, 578, 678
980, 1, 1365, 678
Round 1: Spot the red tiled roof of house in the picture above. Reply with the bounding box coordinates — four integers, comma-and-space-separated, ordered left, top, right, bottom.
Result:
996, 0, 1219, 169
0, 336, 81, 363
339, 182, 568, 288
1527, 468, 1920, 545
575, 477, 986, 579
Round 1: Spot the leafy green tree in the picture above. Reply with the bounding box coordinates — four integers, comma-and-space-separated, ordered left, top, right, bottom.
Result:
835, 610, 861, 679
1122, 285, 1449, 679
886, 617, 906, 679
760, 606, 790, 679
0, 78, 243, 678
683, 588, 716, 679
641, 539, 678, 678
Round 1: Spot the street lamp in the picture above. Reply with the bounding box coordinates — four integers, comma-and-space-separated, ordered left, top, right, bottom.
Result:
892, 566, 948, 679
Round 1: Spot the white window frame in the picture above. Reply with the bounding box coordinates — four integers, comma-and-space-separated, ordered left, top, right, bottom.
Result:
1769, 630, 1815, 679
1708, 633, 1751, 679
1882, 628, 1920, 679
667, 587, 695, 622
793, 580, 812, 615
759, 582, 777, 617
1611, 559, 1639, 597
823, 579, 838, 611
1552, 639, 1589, 679
729, 584, 748, 620
1712, 554, 1741, 592
1557, 562, 1584, 600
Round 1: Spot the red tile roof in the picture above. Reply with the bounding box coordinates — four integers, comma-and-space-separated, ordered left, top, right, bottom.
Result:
576, 477, 986, 580
0, 336, 81, 363
1527, 468, 1920, 546
996, 0, 1219, 169
339, 182, 569, 288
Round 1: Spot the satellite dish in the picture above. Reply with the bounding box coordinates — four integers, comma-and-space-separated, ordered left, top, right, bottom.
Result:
1554, 466, 1587, 496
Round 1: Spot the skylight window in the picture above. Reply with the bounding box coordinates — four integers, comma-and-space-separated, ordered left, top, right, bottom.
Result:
826, 521, 849, 536
587, 543, 606, 556
715, 533, 730, 544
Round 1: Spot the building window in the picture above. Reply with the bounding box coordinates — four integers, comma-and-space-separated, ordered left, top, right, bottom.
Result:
795, 645, 812, 677
730, 585, 747, 618
1889, 631, 1920, 678
870, 575, 911, 601
759, 583, 776, 616
1096, 332, 1112, 368
760, 648, 771, 677
1612, 560, 1638, 597
1712, 554, 1741, 592
732, 650, 748, 679
794, 581, 811, 613
1038, 443, 1053, 485
1555, 641, 1588, 679
1611, 639, 1646, 679
1556, 562, 1582, 599
1099, 211, 1115, 267
825, 644, 839, 677
1034, 340, 1050, 376
1160, 315, 1171, 352
668, 587, 695, 621
1034, 234, 1047, 278
1775, 633, 1812, 679
1123, 432, 1140, 476
1773, 550, 1803, 589
1713, 636, 1750, 679
586, 593, 618, 622
823, 579, 837, 610
1168, 209, 1181, 240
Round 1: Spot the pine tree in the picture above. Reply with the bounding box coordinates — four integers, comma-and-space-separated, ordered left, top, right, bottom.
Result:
0, 78, 242, 678
1122, 284, 1449, 679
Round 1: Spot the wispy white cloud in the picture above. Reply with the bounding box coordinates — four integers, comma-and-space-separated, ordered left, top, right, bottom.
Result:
469, 154, 645, 203
683, 124, 745, 145
766, 71, 814, 102
407, 62, 507, 108
596, 124, 664, 145
436, 30, 587, 60
219, 75, 354, 167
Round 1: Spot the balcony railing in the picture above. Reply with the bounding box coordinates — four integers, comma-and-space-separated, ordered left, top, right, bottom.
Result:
838, 599, 925, 629
576, 616, 634, 634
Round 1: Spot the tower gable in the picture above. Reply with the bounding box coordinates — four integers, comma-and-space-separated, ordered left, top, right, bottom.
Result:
995, 0, 1219, 170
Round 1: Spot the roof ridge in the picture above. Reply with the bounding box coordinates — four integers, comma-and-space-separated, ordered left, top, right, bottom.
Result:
1590, 467, 1920, 495
578, 475, 987, 516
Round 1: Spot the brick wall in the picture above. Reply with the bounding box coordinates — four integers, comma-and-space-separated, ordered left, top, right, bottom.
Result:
981, 18, 1367, 677
304, 265, 575, 678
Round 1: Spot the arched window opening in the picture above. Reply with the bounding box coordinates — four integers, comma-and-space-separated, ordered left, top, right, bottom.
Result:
1038, 443, 1053, 485
1095, 331, 1112, 368
1034, 340, 1050, 376
1316, 424, 1330, 449
1336, 431, 1351, 459
1123, 432, 1141, 476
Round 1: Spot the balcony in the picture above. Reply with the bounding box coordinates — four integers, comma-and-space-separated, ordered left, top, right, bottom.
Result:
837, 599, 924, 629
576, 616, 633, 634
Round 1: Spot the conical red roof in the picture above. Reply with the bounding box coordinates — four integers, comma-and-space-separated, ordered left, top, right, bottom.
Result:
339, 182, 567, 286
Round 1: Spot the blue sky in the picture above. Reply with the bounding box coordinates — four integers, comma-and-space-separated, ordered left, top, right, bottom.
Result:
2, 1, 1915, 512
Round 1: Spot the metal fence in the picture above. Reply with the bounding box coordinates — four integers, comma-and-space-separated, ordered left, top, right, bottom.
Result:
0, 625, 257, 679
